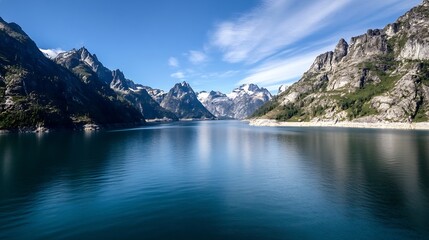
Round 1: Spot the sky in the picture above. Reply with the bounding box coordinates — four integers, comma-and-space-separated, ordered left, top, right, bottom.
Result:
0, 0, 422, 93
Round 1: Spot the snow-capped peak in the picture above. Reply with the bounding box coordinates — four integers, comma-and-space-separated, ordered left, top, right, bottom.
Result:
180, 81, 190, 87
197, 91, 210, 103
227, 84, 263, 99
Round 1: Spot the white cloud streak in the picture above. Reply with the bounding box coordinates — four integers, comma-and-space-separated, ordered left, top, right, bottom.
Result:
188, 50, 207, 64
209, 0, 420, 89
238, 45, 332, 86
210, 0, 419, 65
211, 0, 352, 64
168, 57, 179, 67
170, 71, 185, 79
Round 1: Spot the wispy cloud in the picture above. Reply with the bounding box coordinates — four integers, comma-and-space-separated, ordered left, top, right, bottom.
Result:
173, 0, 419, 91
39, 48, 65, 59
188, 50, 208, 64
199, 70, 241, 79
168, 57, 179, 67
210, 0, 420, 66
210, 0, 351, 64
238, 45, 332, 87
170, 71, 185, 79
207, 0, 420, 90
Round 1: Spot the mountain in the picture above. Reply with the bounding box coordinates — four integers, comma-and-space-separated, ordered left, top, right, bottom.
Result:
253, 1, 429, 123
197, 91, 234, 119
161, 82, 215, 119
55, 48, 178, 121
140, 86, 167, 104
0, 17, 144, 131
55, 47, 113, 85
197, 84, 272, 119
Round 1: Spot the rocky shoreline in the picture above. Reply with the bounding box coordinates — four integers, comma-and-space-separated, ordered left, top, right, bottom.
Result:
248, 119, 429, 130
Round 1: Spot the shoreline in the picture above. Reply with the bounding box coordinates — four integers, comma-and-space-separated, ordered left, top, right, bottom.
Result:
248, 119, 429, 130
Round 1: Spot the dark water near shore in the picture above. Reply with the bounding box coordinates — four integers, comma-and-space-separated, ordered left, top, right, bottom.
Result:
1, 121, 428, 240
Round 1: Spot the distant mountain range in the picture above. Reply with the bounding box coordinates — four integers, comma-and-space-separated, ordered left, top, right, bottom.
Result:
0, 17, 271, 131
197, 84, 272, 119
253, 0, 429, 124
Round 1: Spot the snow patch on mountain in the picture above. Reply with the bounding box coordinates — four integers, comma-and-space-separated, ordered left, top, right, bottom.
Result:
40, 48, 65, 59
198, 84, 272, 119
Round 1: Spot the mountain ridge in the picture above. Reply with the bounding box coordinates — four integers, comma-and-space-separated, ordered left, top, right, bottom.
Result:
253, 0, 429, 124
197, 84, 272, 119
54, 47, 179, 121
161, 81, 215, 119
0, 17, 144, 131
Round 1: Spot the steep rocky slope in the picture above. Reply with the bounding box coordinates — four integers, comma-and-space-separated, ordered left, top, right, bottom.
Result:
198, 84, 272, 119
253, 1, 429, 123
161, 82, 215, 119
0, 18, 144, 131
55, 48, 177, 121
140, 86, 167, 104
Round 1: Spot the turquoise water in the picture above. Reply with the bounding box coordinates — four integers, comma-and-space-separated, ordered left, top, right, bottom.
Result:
1, 121, 428, 239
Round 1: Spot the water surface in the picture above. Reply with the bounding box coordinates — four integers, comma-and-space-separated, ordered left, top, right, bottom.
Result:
1, 121, 428, 239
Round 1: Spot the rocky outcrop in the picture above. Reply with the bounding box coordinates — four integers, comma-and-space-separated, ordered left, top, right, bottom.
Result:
161, 82, 215, 119
334, 38, 348, 62
110, 69, 136, 92
254, 1, 429, 123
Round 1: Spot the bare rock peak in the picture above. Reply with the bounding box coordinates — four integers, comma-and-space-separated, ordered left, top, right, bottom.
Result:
334, 38, 349, 62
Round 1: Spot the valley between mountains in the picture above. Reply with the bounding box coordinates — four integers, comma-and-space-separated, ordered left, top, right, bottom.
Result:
2, 1, 429, 131
0, 18, 271, 131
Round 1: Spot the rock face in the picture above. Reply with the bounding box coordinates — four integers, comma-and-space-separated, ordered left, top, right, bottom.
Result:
197, 84, 272, 119
55, 47, 113, 84
55, 48, 177, 121
161, 82, 215, 119
140, 86, 167, 104
0, 17, 144, 130
253, 1, 429, 123
197, 91, 234, 119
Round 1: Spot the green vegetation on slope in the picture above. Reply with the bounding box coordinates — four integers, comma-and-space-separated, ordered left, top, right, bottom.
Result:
337, 61, 402, 119
250, 95, 280, 118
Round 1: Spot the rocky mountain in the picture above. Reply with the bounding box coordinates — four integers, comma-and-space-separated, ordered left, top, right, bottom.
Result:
140, 86, 167, 104
55, 48, 178, 121
253, 1, 429, 123
161, 82, 215, 119
0, 15, 285, 130
197, 91, 234, 119
55, 47, 113, 85
197, 84, 272, 119
0, 17, 144, 131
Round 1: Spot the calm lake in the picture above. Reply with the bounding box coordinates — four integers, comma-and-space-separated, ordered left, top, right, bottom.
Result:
0, 121, 428, 239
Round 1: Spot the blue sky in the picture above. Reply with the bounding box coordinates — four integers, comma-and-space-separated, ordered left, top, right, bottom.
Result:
0, 0, 421, 93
